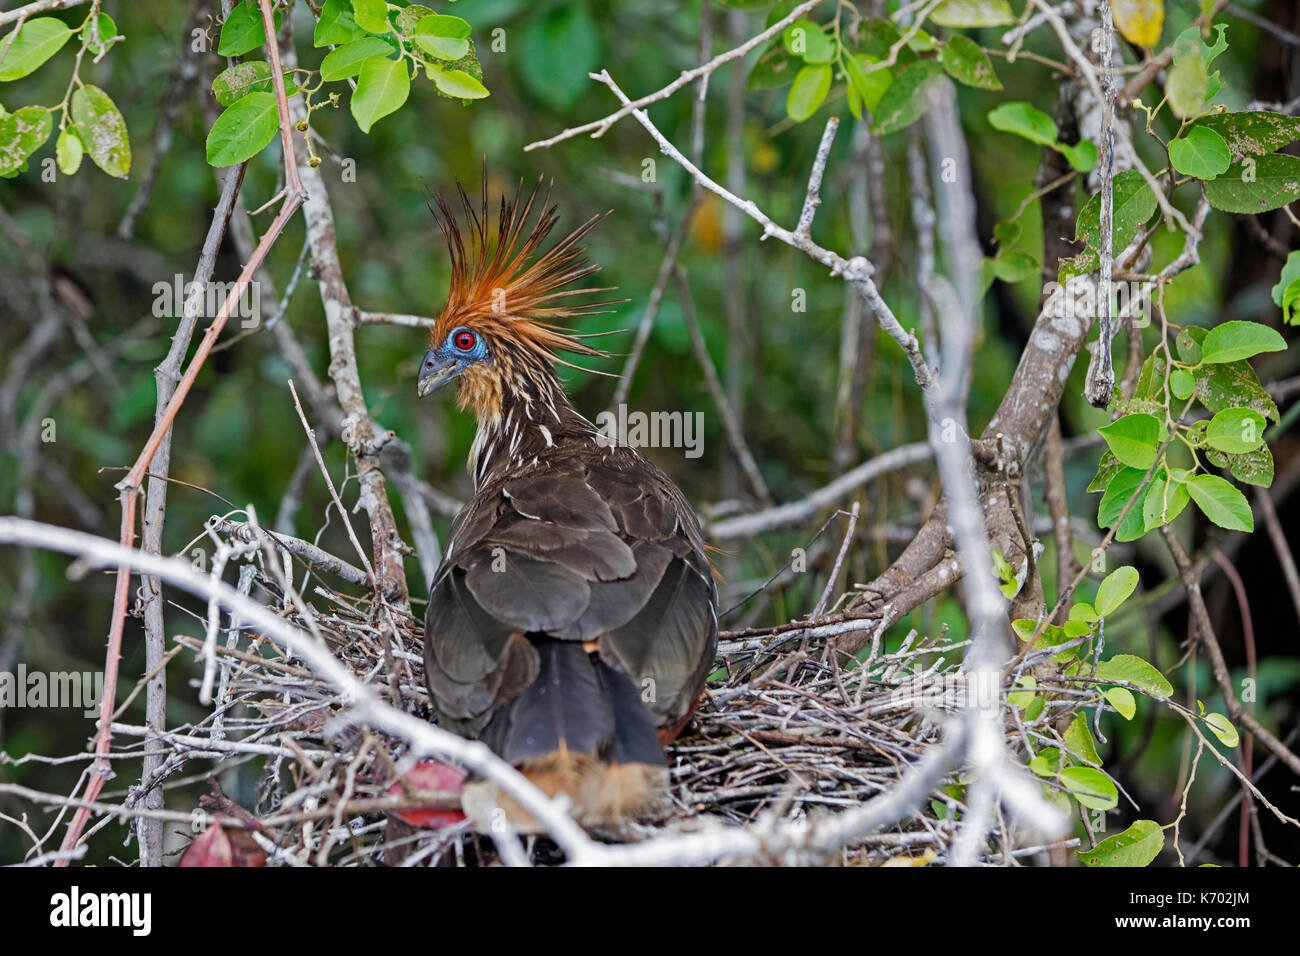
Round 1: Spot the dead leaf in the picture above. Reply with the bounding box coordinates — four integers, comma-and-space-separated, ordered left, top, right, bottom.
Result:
880, 849, 937, 867
179, 823, 267, 867
388, 761, 467, 829
1113, 0, 1164, 48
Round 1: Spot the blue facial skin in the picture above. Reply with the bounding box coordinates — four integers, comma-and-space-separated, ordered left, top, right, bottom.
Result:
417, 326, 490, 397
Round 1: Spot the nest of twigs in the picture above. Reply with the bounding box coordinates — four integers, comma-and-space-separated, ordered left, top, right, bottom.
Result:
93, 517, 1048, 867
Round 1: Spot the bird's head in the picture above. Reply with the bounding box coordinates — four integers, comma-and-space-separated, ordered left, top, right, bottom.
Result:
417, 177, 621, 422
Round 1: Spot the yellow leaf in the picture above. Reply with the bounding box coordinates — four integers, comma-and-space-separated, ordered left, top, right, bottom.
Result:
1113, 0, 1164, 48
880, 849, 937, 867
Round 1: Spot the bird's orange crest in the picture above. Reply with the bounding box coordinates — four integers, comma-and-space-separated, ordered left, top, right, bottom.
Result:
427, 176, 622, 374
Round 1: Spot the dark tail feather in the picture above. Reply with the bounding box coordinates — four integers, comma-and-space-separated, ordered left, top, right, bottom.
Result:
467, 639, 669, 832
479, 639, 666, 768
594, 660, 667, 768
482, 639, 613, 765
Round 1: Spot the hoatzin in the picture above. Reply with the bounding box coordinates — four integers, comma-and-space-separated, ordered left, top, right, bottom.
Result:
416, 179, 718, 831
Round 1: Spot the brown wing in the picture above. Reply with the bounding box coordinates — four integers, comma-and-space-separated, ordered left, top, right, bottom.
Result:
423, 444, 717, 737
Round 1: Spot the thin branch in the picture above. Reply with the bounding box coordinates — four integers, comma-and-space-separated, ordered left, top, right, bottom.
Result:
1161, 525, 1300, 778
0, 0, 88, 28
523, 0, 823, 151
0, 516, 596, 859
591, 81, 935, 400
706, 442, 932, 539
136, 159, 247, 867
1083, 0, 1116, 407
1253, 487, 1300, 630
673, 265, 771, 504
62, 0, 307, 865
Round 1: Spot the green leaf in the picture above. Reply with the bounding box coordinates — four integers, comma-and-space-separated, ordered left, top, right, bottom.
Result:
987, 250, 1040, 284
1012, 620, 1080, 664
516, 4, 600, 112
218, 1, 280, 57
1069, 602, 1099, 624
931, 0, 1016, 28
843, 54, 891, 113
320, 37, 395, 81
1205, 154, 1300, 214
1193, 110, 1300, 163
1029, 748, 1063, 777
1186, 473, 1253, 531
987, 101, 1057, 146
350, 0, 391, 34
395, 4, 437, 36
1207, 444, 1274, 488
855, 18, 916, 65
211, 61, 299, 107
1077, 820, 1164, 867
1103, 686, 1136, 719
351, 55, 411, 132
786, 64, 831, 122
1200, 320, 1286, 364
747, 40, 798, 91
71, 85, 129, 177
0, 17, 73, 82
413, 14, 472, 61
1199, 23, 1230, 68
939, 35, 1001, 90
213, 61, 269, 106
1097, 466, 1148, 542
1008, 675, 1039, 713
1097, 654, 1174, 699
1061, 169, 1157, 281
1095, 565, 1139, 616
992, 549, 1018, 599
1176, 325, 1205, 364
1130, 351, 1168, 403
1271, 251, 1300, 322
428, 66, 489, 100
1195, 358, 1279, 424
0, 105, 52, 178
994, 219, 1021, 246
1142, 472, 1190, 531
314, 0, 364, 47
1060, 766, 1118, 811
1166, 34, 1208, 119
1059, 139, 1098, 173
1087, 451, 1124, 493
782, 20, 834, 64
1169, 126, 1231, 179
1206, 407, 1266, 454
1204, 712, 1239, 748
869, 59, 943, 135
1098, 413, 1161, 469
843, 72, 861, 119
1170, 367, 1195, 399
54, 126, 82, 175
81, 13, 117, 57
205, 90, 278, 166
1064, 714, 1101, 765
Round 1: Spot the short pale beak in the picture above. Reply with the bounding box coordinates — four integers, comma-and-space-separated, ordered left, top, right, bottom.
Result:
417, 349, 461, 398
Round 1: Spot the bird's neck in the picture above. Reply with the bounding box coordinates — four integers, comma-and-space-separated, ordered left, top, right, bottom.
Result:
466, 354, 596, 488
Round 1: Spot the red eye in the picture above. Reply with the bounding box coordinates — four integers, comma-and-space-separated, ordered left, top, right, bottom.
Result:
454, 330, 476, 351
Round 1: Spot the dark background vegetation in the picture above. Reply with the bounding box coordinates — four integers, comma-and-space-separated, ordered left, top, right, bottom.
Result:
1, 0, 1298, 864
